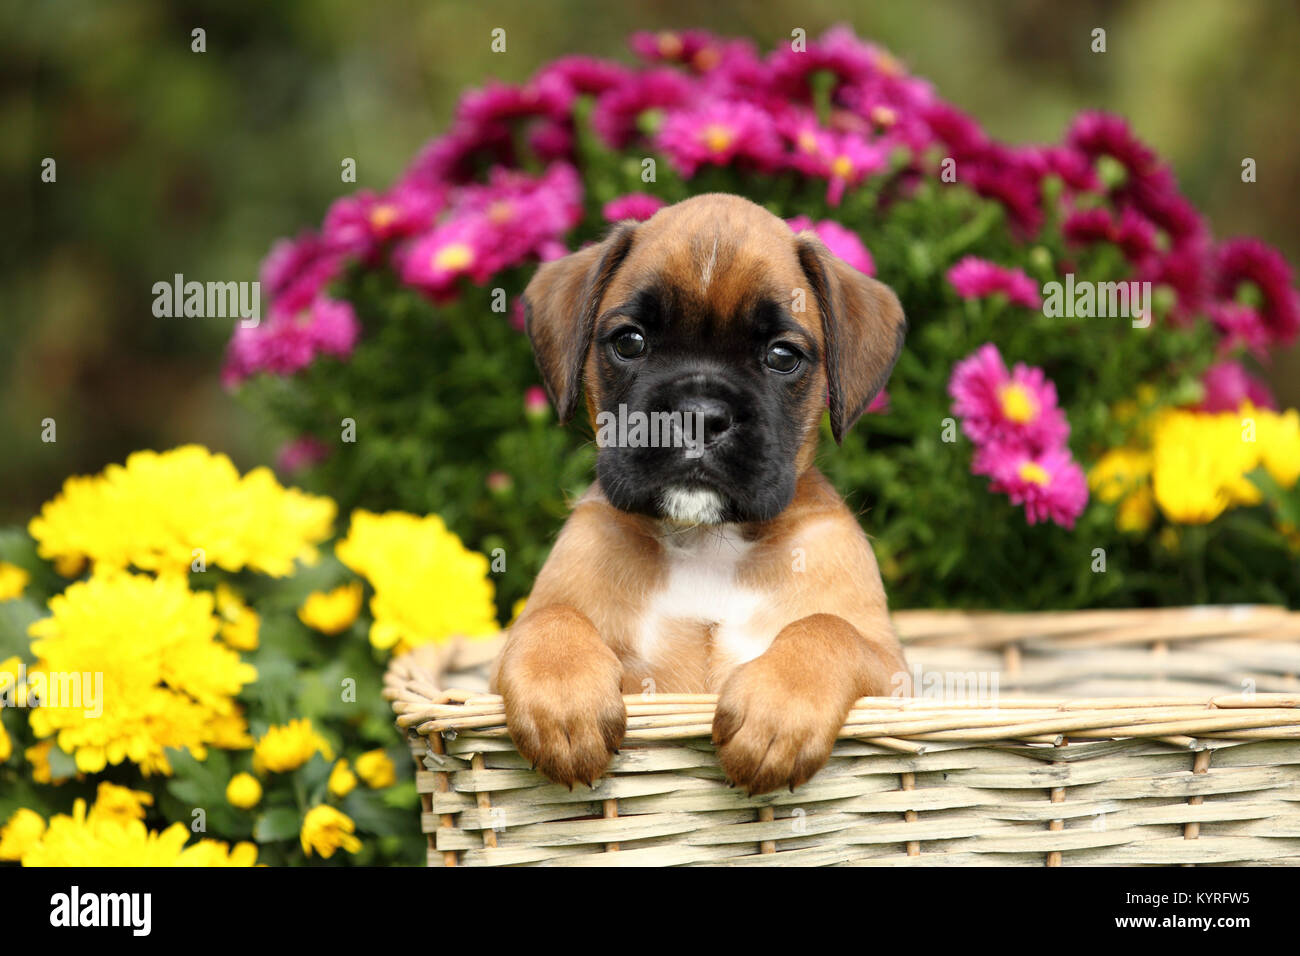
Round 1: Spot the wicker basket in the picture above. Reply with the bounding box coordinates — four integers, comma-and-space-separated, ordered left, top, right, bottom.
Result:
384, 606, 1300, 866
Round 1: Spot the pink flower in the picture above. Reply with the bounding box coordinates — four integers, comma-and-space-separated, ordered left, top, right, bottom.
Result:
399, 217, 497, 300
629, 30, 734, 72
978, 444, 1089, 529
1210, 302, 1272, 360
603, 193, 665, 223
1062, 205, 1158, 265
259, 232, 345, 315
322, 183, 444, 260
524, 386, 550, 419
534, 56, 631, 97
277, 436, 331, 475
223, 296, 359, 386
1198, 360, 1277, 413
949, 344, 1069, 452
781, 119, 887, 205
767, 24, 884, 98
655, 100, 784, 177
1215, 237, 1300, 347
786, 216, 874, 275
946, 256, 1042, 308
591, 67, 694, 149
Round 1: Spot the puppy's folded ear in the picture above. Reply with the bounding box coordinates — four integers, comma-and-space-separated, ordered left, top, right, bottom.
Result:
795, 232, 906, 444
522, 222, 637, 423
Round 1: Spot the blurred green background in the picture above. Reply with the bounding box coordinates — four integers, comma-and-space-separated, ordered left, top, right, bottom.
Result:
3, 0, 1298, 522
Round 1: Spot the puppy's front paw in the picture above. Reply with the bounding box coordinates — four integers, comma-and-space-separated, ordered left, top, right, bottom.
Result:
497, 610, 626, 789
712, 653, 848, 796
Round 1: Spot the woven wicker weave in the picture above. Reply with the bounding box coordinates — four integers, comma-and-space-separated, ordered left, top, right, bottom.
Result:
384, 606, 1300, 866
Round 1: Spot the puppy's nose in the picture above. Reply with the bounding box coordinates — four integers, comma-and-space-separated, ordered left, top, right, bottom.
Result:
678, 397, 733, 445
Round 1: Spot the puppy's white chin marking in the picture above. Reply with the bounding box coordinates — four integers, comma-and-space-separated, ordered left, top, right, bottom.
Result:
659, 487, 724, 525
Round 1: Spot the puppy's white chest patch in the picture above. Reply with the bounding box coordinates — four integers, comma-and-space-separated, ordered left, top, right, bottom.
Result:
638, 526, 770, 669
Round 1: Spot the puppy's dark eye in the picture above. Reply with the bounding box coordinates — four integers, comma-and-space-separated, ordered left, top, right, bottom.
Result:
765, 343, 801, 374
612, 329, 647, 360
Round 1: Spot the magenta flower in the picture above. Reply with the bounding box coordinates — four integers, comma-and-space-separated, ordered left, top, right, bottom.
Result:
524, 386, 550, 419
1215, 238, 1300, 346
534, 56, 631, 97
322, 183, 444, 260
949, 344, 1069, 452
787, 216, 874, 275
277, 436, 331, 475
946, 256, 1042, 309
1199, 360, 1277, 413
603, 193, 665, 223
781, 117, 886, 205
591, 67, 693, 149
223, 296, 360, 386
978, 445, 1089, 529
399, 217, 497, 300
656, 100, 784, 177
1210, 302, 1272, 360
767, 24, 884, 97
1062, 205, 1158, 265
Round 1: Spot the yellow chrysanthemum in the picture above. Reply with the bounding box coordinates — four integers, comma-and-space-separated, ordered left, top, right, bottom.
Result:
328, 759, 357, 798
253, 718, 333, 774
28, 445, 335, 578
17, 798, 258, 867
1088, 448, 1154, 533
0, 562, 30, 601
26, 740, 71, 784
0, 808, 47, 861
298, 582, 364, 635
0, 720, 10, 762
1151, 409, 1263, 523
336, 510, 496, 653
215, 584, 260, 651
300, 804, 361, 859
354, 748, 396, 789
26, 570, 256, 775
1255, 405, 1300, 489
226, 772, 263, 809
88, 782, 153, 824
176, 838, 260, 867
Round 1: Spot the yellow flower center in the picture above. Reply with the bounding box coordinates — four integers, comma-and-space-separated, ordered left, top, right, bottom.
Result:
999, 383, 1038, 423
657, 31, 683, 59
831, 154, 854, 179
870, 105, 897, 127
1018, 462, 1051, 486
702, 124, 734, 153
692, 47, 721, 71
368, 204, 398, 229
797, 131, 819, 154
433, 242, 474, 272
487, 200, 514, 224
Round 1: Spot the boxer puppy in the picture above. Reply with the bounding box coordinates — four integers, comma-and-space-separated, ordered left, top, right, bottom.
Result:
493, 193, 908, 795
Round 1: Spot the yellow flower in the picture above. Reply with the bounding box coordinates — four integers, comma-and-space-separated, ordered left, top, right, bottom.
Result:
0, 808, 47, 861
177, 839, 259, 866
28, 445, 335, 578
300, 804, 362, 859
1088, 448, 1154, 533
88, 782, 153, 824
0, 562, 30, 601
1151, 409, 1261, 524
354, 748, 396, 788
1256, 405, 1300, 489
226, 772, 263, 809
253, 718, 333, 774
215, 584, 260, 651
26, 740, 72, 785
298, 582, 363, 635
26, 570, 256, 775
0, 720, 10, 762
336, 510, 497, 653
328, 759, 357, 798
18, 798, 257, 867
509, 596, 528, 625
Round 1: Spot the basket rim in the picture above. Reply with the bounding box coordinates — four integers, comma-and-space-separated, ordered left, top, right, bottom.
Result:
383, 605, 1300, 750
